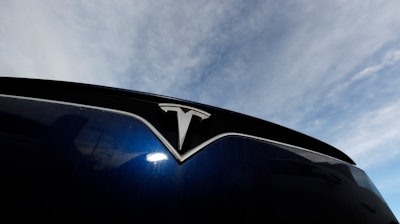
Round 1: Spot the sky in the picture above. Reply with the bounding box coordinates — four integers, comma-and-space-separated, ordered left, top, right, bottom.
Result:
1, 0, 399, 219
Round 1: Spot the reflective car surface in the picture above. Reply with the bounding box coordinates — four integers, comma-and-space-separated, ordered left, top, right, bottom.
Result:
0, 77, 398, 223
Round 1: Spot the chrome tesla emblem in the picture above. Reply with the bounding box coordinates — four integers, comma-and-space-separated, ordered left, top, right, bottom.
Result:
159, 103, 210, 150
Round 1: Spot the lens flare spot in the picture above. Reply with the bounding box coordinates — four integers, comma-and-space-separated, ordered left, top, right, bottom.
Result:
146, 152, 168, 162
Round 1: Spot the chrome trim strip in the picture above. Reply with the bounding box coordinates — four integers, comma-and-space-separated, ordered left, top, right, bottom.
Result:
0, 94, 352, 165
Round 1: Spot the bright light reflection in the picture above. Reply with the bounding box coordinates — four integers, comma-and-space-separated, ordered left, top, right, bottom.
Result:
146, 152, 168, 162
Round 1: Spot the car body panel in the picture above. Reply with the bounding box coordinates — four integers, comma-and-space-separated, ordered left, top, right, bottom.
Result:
0, 77, 398, 223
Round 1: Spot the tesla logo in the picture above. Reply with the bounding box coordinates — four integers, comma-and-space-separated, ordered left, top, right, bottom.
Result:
159, 103, 210, 150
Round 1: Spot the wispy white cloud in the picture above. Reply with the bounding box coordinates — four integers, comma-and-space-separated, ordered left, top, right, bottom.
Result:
205, 1, 400, 127
2, 0, 399, 108
327, 49, 400, 99
354, 50, 400, 81
331, 100, 400, 168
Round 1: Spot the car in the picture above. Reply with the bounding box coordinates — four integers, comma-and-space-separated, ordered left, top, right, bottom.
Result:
0, 77, 398, 223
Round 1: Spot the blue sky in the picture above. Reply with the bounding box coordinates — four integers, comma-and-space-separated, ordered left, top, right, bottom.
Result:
1, 0, 399, 219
